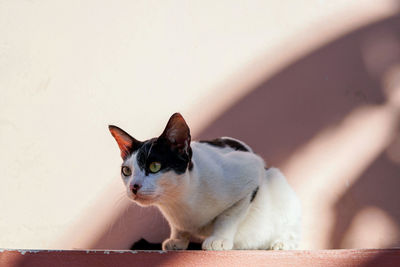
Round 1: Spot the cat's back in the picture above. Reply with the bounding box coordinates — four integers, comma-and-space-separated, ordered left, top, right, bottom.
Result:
196, 137, 253, 154
190, 137, 264, 209
191, 137, 264, 176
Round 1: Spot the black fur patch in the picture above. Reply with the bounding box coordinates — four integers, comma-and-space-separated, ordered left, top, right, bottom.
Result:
135, 138, 192, 175
199, 138, 250, 152
250, 186, 259, 202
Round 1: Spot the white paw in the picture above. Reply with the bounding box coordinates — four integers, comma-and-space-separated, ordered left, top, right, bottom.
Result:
202, 236, 233, 250
270, 241, 285, 250
270, 240, 296, 250
162, 238, 189, 250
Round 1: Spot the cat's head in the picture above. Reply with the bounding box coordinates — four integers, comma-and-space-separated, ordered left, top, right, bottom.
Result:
109, 113, 192, 206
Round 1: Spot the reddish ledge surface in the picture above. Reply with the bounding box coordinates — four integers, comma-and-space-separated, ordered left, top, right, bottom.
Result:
1, 249, 400, 267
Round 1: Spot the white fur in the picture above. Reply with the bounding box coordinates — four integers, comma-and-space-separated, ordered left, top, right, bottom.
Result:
122, 138, 301, 250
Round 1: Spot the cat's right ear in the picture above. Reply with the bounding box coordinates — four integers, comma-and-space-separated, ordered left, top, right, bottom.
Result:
108, 125, 141, 159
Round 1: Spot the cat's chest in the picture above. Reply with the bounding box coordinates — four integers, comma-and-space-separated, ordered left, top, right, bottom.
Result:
157, 202, 216, 233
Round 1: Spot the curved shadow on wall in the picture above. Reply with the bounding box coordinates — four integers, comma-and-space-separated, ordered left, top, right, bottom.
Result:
197, 16, 400, 166
82, 14, 400, 251
197, 14, 400, 248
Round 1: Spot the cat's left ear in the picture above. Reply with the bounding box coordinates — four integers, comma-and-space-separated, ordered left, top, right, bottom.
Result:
159, 113, 191, 153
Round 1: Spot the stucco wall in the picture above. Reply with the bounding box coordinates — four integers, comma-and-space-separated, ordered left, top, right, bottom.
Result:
1, 0, 399, 249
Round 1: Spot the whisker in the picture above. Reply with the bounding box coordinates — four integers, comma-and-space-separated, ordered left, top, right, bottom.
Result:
113, 192, 128, 208
102, 191, 130, 239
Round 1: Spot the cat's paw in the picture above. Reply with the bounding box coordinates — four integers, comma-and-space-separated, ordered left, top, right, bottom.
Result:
162, 238, 189, 250
202, 236, 233, 250
270, 240, 296, 250
270, 241, 285, 250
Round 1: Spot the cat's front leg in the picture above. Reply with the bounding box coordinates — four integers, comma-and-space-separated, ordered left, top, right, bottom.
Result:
162, 227, 190, 250
202, 196, 251, 250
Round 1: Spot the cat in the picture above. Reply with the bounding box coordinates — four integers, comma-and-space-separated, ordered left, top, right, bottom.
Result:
109, 113, 301, 250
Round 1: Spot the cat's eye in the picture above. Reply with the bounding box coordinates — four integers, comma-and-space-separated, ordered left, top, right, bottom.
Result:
149, 162, 161, 173
121, 166, 132, 176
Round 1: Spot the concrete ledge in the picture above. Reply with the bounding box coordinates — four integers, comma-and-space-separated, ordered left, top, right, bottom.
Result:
1, 249, 399, 267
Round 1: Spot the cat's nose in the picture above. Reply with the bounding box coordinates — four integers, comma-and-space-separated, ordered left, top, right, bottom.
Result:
130, 183, 142, 195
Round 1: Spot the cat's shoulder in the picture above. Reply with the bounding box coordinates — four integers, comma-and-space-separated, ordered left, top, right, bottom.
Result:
195, 137, 253, 153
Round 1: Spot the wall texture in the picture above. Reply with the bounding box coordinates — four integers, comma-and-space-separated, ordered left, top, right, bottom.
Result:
0, 0, 399, 249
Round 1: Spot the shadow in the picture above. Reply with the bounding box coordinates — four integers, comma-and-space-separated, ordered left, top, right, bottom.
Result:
196, 14, 400, 249
130, 239, 202, 250
362, 249, 400, 267
197, 16, 400, 166
78, 13, 400, 251
331, 151, 400, 248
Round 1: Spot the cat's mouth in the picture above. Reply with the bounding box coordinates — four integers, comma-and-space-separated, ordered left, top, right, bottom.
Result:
129, 193, 160, 204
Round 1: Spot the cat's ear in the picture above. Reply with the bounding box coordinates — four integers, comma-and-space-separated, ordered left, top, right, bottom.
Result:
159, 113, 191, 153
109, 125, 141, 159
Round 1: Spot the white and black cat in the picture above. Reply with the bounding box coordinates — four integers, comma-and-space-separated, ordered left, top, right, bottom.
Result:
109, 113, 301, 250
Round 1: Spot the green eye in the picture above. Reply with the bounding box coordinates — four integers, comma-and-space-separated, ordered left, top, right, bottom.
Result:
121, 166, 132, 176
149, 162, 161, 173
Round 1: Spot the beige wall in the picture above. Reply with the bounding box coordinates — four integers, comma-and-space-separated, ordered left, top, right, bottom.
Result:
1, 0, 399, 249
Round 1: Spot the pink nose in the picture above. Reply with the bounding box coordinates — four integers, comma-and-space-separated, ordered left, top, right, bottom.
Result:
129, 184, 142, 195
